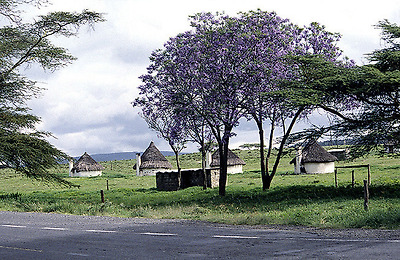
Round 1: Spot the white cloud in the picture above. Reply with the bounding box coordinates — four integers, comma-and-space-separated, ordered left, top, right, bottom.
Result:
22, 0, 400, 156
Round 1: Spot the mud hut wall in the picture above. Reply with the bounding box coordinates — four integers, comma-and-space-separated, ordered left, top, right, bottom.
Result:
207, 168, 220, 188
156, 168, 220, 191
71, 170, 102, 177
227, 165, 243, 174
304, 161, 335, 174
156, 171, 179, 191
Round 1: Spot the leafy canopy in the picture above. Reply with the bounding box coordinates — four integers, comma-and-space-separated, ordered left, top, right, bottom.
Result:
136, 10, 351, 193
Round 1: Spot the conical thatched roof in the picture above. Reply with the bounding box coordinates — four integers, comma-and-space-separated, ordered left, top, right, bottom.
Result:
301, 140, 337, 163
73, 152, 104, 172
135, 142, 173, 169
210, 148, 246, 167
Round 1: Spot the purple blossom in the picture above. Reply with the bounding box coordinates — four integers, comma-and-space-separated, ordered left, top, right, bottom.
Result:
134, 10, 353, 194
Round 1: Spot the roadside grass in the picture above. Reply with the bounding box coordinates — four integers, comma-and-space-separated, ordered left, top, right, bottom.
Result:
0, 150, 399, 229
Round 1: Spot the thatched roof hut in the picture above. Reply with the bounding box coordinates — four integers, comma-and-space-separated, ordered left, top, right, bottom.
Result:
210, 149, 246, 167
70, 152, 104, 177
301, 140, 337, 163
290, 140, 337, 174
209, 148, 245, 174
134, 142, 173, 176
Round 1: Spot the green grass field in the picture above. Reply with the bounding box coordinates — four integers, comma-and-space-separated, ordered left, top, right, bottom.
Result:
0, 148, 399, 229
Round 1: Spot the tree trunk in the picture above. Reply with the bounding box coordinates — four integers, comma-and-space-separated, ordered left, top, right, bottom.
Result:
256, 120, 268, 190
201, 140, 207, 190
218, 126, 232, 196
218, 141, 225, 196
264, 120, 275, 191
266, 119, 275, 174
174, 151, 182, 189
266, 107, 304, 189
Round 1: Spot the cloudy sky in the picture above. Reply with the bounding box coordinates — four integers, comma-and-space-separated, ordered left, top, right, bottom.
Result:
21, 0, 400, 156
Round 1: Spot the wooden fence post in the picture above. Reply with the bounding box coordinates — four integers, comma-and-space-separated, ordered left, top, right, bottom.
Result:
335, 164, 371, 187
352, 170, 355, 188
363, 180, 369, 211
335, 169, 338, 188
106, 179, 109, 191
367, 164, 371, 185
100, 190, 105, 203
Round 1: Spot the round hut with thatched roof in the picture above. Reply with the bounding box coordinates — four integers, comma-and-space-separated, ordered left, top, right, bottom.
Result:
69, 152, 104, 177
134, 141, 173, 176
209, 148, 246, 174
290, 140, 338, 174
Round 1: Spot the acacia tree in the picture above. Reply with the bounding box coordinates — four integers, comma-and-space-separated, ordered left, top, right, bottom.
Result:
346, 20, 400, 156
0, 0, 104, 185
298, 20, 400, 158
275, 55, 358, 148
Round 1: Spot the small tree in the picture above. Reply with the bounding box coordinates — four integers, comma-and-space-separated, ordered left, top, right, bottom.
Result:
134, 96, 187, 187
239, 143, 264, 150
179, 110, 214, 189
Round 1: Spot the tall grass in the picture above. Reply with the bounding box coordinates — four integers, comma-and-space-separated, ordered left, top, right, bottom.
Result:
0, 149, 399, 229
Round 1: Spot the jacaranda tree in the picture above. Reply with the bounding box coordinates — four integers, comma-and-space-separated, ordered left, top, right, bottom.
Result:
136, 10, 353, 194
230, 11, 298, 191
137, 13, 248, 195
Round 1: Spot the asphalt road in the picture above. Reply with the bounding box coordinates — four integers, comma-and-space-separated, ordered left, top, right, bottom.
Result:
0, 211, 399, 259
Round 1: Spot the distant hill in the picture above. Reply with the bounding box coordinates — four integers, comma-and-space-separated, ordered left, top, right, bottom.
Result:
318, 139, 354, 147
73, 151, 176, 162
